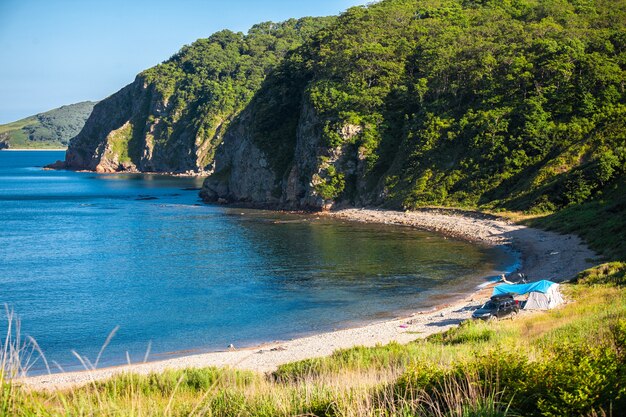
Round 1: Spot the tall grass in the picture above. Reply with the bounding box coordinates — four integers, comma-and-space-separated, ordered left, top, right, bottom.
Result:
3, 282, 625, 416
1, 306, 51, 416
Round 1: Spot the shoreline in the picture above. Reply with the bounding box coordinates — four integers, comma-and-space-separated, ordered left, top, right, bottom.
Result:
42, 166, 209, 177
18, 207, 596, 391
1, 148, 67, 151
323, 208, 596, 282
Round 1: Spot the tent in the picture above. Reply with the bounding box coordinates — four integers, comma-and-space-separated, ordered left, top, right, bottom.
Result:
492, 280, 564, 310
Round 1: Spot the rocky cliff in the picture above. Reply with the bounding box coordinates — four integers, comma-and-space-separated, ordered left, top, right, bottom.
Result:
58, 0, 626, 215
64, 77, 209, 173
200, 99, 370, 210
59, 18, 333, 174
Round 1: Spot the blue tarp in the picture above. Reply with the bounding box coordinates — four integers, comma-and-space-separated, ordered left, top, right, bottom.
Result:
492, 280, 556, 297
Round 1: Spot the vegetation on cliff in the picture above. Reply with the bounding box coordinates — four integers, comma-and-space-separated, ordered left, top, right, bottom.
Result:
0, 102, 96, 149
65, 0, 625, 221
65, 18, 333, 173
230, 0, 626, 214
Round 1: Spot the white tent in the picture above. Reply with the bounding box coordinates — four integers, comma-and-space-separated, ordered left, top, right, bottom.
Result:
492, 280, 564, 310
524, 283, 564, 310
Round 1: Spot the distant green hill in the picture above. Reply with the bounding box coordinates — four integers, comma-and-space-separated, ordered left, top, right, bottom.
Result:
0, 101, 96, 149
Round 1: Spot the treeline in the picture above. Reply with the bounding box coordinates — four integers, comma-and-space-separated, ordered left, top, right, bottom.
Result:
243, 0, 626, 212
136, 17, 334, 168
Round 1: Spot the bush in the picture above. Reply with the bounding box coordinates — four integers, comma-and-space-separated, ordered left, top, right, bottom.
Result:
427, 320, 495, 345
531, 340, 626, 416
395, 337, 626, 417
576, 262, 626, 286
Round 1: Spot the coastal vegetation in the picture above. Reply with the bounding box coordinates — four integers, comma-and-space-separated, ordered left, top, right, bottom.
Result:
3, 276, 625, 416
5, 0, 625, 415
243, 0, 626, 212
64, 18, 333, 172
63, 0, 625, 220
0, 102, 96, 149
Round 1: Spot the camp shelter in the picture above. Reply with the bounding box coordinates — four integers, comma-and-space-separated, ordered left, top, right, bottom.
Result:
492, 280, 564, 310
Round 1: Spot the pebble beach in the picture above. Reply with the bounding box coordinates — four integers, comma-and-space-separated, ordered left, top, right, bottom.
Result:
20, 208, 596, 390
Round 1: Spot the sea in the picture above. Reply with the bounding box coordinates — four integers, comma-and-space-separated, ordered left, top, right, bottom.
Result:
0, 151, 517, 374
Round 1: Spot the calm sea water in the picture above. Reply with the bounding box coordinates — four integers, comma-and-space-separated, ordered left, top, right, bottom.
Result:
0, 151, 516, 374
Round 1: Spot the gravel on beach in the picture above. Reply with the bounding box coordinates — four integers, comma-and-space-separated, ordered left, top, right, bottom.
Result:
20, 208, 597, 391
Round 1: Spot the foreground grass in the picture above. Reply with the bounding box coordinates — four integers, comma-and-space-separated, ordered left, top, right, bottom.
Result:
3, 265, 625, 416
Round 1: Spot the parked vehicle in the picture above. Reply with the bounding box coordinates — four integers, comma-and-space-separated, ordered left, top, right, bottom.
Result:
472, 294, 519, 321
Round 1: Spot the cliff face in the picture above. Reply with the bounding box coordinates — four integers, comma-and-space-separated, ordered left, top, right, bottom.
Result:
65, 80, 147, 172
201, 101, 322, 208
62, 18, 333, 174
201, 0, 626, 212
65, 77, 212, 173
201, 100, 371, 210
200, 108, 278, 203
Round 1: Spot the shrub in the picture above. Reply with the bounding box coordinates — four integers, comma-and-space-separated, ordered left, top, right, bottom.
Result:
576, 262, 626, 286
427, 320, 495, 345
314, 165, 346, 200
531, 341, 626, 417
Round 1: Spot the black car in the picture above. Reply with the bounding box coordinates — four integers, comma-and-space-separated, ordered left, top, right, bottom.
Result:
472, 294, 519, 321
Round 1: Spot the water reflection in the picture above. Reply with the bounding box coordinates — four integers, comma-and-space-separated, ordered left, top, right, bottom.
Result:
0, 151, 516, 374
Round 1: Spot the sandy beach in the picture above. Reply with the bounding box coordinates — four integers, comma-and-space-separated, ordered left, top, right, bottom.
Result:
19, 208, 597, 391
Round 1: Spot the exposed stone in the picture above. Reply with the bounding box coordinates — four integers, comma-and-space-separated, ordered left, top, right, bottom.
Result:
200, 100, 371, 210
63, 75, 218, 175
44, 160, 66, 170
340, 124, 362, 140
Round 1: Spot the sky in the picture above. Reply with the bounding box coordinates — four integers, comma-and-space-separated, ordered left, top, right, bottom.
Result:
0, 0, 367, 124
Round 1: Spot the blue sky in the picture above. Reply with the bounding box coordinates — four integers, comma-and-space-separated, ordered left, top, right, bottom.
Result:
0, 0, 367, 124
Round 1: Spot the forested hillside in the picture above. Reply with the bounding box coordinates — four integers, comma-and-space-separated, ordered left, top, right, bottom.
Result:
0, 101, 96, 149
62, 17, 333, 173
60, 0, 625, 229
202, 0, 625, 215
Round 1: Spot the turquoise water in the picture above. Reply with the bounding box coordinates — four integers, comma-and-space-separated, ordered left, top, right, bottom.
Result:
0, 151, 516, 374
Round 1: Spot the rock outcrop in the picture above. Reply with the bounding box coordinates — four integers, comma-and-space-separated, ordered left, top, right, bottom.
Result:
200, 109, 279, 204
0, 136, 9, 150
56, 18, 333, 176
200, 100, 373, 210
64, 77, 212, 174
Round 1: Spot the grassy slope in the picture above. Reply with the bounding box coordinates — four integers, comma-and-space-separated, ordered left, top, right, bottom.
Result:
527, 180, 626, 261
0, 117, 39, 148
0, 102, 96, 149
3, 279, 624, 416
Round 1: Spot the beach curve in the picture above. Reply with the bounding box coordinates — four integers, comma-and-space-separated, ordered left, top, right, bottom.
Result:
18, 208, 596, 391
